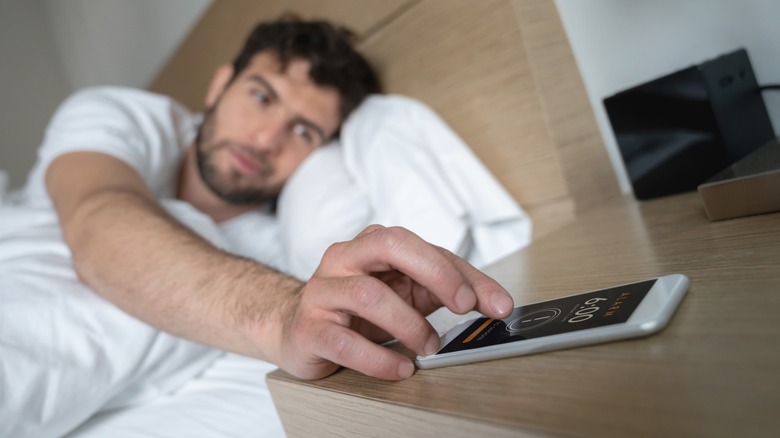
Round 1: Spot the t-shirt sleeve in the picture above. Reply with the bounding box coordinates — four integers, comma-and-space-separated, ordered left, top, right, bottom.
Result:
22, 87, 191, 206
41, 88, 152, 176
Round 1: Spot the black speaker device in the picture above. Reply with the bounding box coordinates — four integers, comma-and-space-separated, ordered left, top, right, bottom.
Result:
604, 48, 776, 200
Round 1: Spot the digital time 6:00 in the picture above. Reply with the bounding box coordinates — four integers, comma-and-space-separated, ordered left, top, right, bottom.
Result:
567, 297, 607, 323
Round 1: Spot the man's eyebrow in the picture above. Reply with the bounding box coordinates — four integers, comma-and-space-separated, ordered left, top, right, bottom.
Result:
247, 75, 278, 101
246, 74, 329, 143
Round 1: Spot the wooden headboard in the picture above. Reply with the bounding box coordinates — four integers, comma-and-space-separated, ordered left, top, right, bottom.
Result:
150, 0, 621, 238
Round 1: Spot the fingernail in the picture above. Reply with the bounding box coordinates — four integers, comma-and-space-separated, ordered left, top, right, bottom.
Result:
455, 284, 475, 312
398, 360, 415, 379
491, 291, 513, 316
423, 333, 440, 356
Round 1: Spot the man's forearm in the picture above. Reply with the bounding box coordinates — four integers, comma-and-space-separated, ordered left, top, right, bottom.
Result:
64, 189, 300, 363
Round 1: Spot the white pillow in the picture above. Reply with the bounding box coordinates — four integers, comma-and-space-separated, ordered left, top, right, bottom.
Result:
276, 95, 532, 279
276, 143, 371, 280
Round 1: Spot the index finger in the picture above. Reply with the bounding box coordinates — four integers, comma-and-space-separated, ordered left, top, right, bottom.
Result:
437, 246, 514, 319
317, 226, 513, 317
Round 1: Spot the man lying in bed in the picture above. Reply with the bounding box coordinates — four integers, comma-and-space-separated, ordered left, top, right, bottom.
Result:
0, 15, 514, 438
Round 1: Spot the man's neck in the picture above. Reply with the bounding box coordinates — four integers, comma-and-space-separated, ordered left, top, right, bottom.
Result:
176, 144, 260, 223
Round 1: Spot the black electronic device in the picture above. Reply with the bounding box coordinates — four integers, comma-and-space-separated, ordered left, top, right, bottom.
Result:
604, 48, 775, 200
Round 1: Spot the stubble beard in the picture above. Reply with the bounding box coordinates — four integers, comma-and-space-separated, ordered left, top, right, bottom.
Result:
194, 105, 282, 206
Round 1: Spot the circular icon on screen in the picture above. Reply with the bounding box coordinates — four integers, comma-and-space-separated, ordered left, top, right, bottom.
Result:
506, 308, 562, 333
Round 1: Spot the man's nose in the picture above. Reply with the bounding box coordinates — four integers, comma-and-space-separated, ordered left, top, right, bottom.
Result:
252, 113, 287, 153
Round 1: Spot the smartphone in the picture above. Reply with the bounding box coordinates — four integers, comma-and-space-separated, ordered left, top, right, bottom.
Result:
416, 274, 689, 369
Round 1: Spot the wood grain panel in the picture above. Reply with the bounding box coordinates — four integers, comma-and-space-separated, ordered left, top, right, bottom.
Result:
149, 0, 416, 111
268, 377, 538, 438
357, 0, 571, 224
512, 0, 621, 213
525, 197, 575, 239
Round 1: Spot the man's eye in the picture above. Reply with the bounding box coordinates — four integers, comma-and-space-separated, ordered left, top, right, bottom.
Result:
292, 123, 313, 143
251, 90, 270, 105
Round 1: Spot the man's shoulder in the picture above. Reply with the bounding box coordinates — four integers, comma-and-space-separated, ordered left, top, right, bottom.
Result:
62, 86, 191, 115
51, 86, 199, 138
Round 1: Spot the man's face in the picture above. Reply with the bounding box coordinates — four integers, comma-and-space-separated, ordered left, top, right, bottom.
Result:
196, 52, 341, 205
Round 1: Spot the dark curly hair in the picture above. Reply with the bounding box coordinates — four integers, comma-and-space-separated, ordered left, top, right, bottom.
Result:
231, 15, 381, 127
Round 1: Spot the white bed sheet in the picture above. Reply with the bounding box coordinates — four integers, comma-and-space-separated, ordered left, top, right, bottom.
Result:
66, 353, 284, 438
0, 201, 226, 438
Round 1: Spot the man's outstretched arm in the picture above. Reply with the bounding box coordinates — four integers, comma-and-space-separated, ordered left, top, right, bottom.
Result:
47, 151, 514, 380
47, 151, 296, 360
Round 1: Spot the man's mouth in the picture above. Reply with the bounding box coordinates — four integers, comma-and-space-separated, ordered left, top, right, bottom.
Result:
228, 146, 266, 176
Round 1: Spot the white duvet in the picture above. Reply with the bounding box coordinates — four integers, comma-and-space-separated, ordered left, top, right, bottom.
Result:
0, 200, 286, 437
0, 95, 531, 437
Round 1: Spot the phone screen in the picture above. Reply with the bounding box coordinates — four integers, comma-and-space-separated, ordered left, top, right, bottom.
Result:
436, 279, 657, 355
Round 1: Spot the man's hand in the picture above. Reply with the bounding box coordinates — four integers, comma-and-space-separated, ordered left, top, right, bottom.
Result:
276, 225, 514, 380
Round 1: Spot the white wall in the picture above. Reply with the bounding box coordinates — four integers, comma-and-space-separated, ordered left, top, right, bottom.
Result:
0, 0, 71, 190
555, 0, 780, 193
0, 0, 212, 190
42, 0, 212, 91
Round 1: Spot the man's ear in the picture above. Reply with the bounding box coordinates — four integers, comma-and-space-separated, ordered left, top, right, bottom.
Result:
205, 65, 234, 107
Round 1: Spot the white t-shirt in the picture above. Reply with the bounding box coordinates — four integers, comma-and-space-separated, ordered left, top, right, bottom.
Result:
20, 86, 284, 269
22, 86, 196, 208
